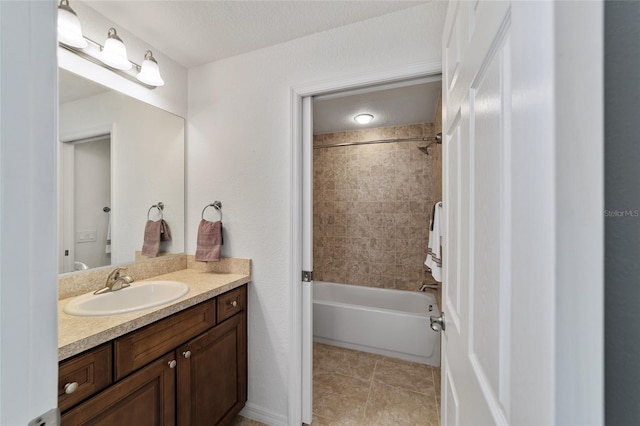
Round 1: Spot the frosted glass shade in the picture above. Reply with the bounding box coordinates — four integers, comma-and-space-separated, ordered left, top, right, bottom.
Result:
136, 51, 165, 87
100, 28, 131, 70
354, 114, 374, 124
57, 1, 87, 48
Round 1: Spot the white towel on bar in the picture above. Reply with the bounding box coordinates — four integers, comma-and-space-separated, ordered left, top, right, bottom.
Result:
105, 212, 111, 254
425, 201, 443, 282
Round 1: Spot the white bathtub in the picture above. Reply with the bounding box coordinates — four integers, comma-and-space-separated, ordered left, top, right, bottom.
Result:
313, 281, 440, 366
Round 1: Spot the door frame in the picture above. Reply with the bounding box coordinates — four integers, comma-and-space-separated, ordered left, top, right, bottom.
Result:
0, 1, 59, 423
60, 134, 111, 272
59, 125, 112, 273
288, 60, 442, 425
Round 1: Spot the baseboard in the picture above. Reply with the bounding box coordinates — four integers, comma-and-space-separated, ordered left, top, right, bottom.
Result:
240, 402, 288, 426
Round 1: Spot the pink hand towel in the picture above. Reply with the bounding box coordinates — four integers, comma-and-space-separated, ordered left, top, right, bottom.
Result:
141, 220, 162, 257
195, 220, 223, 262
160, 219, 172, 241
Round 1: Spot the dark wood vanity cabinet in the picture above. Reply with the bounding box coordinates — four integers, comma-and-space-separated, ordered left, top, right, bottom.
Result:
61, 352, 176, 425
59, 285, 247, 426
177, 312, 247, 425
58, 343, 112, 413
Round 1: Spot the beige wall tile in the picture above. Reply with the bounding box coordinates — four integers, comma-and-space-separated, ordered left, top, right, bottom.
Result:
313, 122, 441, 292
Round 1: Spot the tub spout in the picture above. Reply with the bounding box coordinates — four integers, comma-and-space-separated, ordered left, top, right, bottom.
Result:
420, 282, 438, 292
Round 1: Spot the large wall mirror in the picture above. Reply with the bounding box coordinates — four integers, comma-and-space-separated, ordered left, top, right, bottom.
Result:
58, 69, 185, 274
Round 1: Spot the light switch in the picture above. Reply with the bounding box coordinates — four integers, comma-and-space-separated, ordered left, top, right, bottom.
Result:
76, 230, 97, 243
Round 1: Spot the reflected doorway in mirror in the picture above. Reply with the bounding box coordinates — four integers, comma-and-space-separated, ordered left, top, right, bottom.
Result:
60, 134, 112, 273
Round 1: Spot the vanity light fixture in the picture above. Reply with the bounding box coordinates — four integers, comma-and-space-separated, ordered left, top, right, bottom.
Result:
99, 28, 132, 70
354, 113, 374, 124
56, 4, 165, 89
136, 51, 165, 87
57, 0, 87, 48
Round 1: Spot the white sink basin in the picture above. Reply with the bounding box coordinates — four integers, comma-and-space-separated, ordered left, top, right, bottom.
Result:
64, 280, 189, 317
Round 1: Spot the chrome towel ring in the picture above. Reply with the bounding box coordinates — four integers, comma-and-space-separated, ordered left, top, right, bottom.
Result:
147, 202, 164, 221
201, 201, 222, 221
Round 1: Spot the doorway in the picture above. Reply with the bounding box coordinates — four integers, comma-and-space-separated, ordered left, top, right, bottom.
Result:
60, 134, 112, 273
311, 78, 443, 424
289, 61, 443, 425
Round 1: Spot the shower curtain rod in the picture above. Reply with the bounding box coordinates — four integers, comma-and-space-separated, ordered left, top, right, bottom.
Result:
312, 135, 440, 149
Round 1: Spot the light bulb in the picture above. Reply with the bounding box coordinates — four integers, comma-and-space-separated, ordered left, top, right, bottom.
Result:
354, 114, 374, 124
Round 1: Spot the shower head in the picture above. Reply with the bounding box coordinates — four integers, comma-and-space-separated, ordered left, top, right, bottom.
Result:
417, 133, 443, 156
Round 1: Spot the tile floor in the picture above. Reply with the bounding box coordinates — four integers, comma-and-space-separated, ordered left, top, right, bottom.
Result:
312, 343, 441, 426
231, 415, 265, 426
233, 343, 441, 426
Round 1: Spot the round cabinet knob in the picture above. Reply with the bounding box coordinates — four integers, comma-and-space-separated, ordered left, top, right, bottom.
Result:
230, 300, 238, 307
168, 360, 177, 369
183, 351, 191, 359
64, 382, 79, 394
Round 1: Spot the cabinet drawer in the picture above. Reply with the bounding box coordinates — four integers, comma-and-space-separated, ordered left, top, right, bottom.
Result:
58, 343, 112, 413
217, 285, 246, 323
114, 300, 216, 380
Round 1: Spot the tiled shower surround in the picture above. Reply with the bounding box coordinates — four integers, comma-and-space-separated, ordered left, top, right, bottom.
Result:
313, 122, 442, 291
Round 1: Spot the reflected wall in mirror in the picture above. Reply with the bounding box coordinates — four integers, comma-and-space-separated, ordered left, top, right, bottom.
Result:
58, 69, 185, 273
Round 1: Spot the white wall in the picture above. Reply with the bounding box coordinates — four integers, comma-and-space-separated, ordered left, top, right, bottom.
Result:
58, 1, 188, 118
0, 1, 58, 424
187, 3, 446, 421
60, 91, 185, 266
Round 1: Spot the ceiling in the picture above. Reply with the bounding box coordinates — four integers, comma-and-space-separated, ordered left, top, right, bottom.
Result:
66, 2, 441, 130
83, 1, 427, 68
313, 78, 441, 134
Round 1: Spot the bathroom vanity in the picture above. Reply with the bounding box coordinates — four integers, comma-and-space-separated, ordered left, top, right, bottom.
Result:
57, 256, 250, 425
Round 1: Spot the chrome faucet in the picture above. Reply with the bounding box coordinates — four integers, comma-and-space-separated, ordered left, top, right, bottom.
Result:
94, 267, 134, 295
419, 281, 439, 292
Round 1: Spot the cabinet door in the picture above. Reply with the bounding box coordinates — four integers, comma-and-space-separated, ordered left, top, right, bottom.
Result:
177, 312, 247, 426
62, 352, 176, 426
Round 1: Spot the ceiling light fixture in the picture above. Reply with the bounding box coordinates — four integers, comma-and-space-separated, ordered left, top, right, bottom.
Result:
354, 114, 374, 124
57, 0, 87, 48
136, 51, 165, 87
99, 28, 132, 70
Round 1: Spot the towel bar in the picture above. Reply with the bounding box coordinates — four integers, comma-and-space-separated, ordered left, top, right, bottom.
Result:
147, 202, 164, 221
201, 201, 222, 221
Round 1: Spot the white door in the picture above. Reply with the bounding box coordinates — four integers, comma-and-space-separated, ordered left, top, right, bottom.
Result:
441, 1, 546, 424
441, 0, 605, 424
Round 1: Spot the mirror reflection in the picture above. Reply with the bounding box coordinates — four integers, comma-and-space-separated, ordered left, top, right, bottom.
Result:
58, 69, 185, 273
